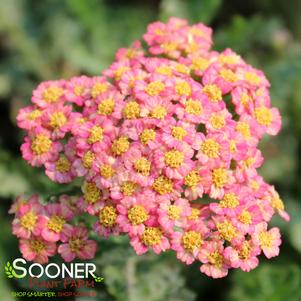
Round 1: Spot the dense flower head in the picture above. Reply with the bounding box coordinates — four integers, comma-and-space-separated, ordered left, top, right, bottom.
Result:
13, 17, 289, 278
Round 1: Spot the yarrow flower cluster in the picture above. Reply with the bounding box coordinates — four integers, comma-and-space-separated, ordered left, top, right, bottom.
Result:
12, 17, 289, 278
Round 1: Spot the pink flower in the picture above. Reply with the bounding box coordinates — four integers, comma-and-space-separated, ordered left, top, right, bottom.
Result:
58, 225, 97, 262
75, 118, 115, 154
265, 186, 290, 221
21, 126, 62, 167
198, 241, 229, 278
252, 106, 281, 136
40, 203, 74, 242
19, 236, 56, 264
93, 202, 120, 238
116, 192, 156, 236
16, 106, 43, 130
9, 194, 40, 215
196, 133, 230, 168
65, 75, 91, 106
224, 239, 260, 272
130, 223, 170, 255
41, 104, 73, 139
32, 80, 66, 108
45, 148, 77, 183
12, 202, 44, 239
171, 220, 208, 264
14, 17, 288, 279
158, 198, 191, 233
153, 143, 194, 180
253, 223, 281, 259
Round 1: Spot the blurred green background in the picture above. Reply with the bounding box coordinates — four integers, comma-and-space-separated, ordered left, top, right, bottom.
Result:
0, 0, 301, 300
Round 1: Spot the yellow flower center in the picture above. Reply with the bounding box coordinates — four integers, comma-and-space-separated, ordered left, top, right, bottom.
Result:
30, 240, 45, 253
212, 168, 228, 188
156, 65, 172, 77
271, 196, 284, 210
244, 157, 255, 168
27, 109, 42, 121
43, 87, 64, 103
88, 126, 103, 144
171, 126, 187, 140
112, 137, 130, 156
175, 81, 191, 96
219, 68, 238, 82
162, 42, 178, 53
208, 251, 223, 268
98, 99, 115, 115
99, 205, 117, 227
115, 66, 130, 80
218, 54, 239, 65
49, 112, 67, 129
240, 93, 250, 106
217, 221, 236, 241
244, 72, 261, 85
220, 193, 239, 208
229, 140, 237, 153
123, 101, 140, 119
188, 208, 200, 220
182, 231, 202, 252
145, 81, 165, 96
120, 181, 137, 196
236, 122, 251, 138
20, 212, 37, 231
209, 114, 225, 129
150, 105, 167, 119
175, 64, 190, 74
184, 170, 201, 187
168, 205, 181, 220
128, 205, 149, 225
164, 150, 184, 168
47, 215, 65, 233
100, 164, 115, 179
91, 83, 108, 98
191, 57, 209, 71
31, 134, 52, 155
190, 27, 206, 37
56, 156, 71, 173
239, 241, 251, 260
201, 139, 220, 158
250, 180, 260, 191
141, 227, 162, 246
259, 231, 273, 248
134, 157, 151, 176
185, 99, 203, 115
126, 49, 136, 59
84, 182, 101, 204
254, 107, 272, 126
82, 151, 95, 169
140, 129, 156, 144
74, 85, 84, 96
152, 176, 173, 195
202, 84, 222, 102
69, 238, 84, 252
238, 210, 252, 225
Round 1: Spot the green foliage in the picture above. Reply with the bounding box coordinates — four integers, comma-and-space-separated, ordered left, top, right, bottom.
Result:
227, 263, 301, 301
160, 0, 222, 23
96, 243, 195, 301
1, 0, 301, 300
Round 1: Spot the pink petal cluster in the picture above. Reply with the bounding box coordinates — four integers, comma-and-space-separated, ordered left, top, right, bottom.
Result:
11, 194, 96, 264
13, 17, 289, 278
